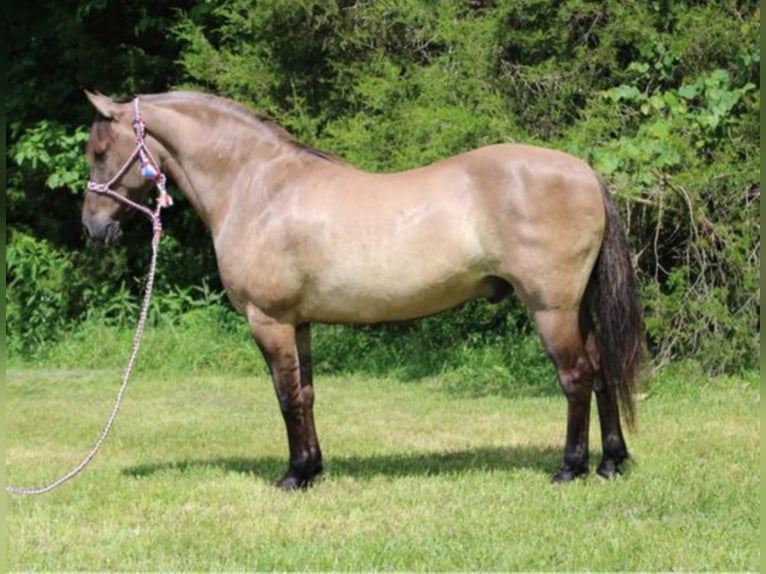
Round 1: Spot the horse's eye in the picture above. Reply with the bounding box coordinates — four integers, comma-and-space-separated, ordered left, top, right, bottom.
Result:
94, 151, 106, 163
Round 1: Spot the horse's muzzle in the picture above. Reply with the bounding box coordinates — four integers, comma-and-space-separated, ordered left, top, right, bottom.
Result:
83, 218, 122, 245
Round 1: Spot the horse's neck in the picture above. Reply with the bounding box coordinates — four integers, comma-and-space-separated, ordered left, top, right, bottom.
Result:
142, 96, 295, 235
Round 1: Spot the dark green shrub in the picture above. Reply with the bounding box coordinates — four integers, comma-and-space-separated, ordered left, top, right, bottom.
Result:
6, 0, 760, 380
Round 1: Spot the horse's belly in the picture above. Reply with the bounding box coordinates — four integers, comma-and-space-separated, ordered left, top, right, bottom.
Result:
300, 284, 485, 324
294, 204, 499, 323
221, 168, 505, 323
298, 256, 494, 324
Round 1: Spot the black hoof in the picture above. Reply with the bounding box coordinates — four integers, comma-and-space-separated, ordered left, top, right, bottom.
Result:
276, 472, 313, 491
597, 455, 630, 479
551, 464, 589, 483
275, 461, 323, 491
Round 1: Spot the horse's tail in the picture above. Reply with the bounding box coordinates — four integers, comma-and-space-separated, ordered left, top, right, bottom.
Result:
586, 178, 646, 429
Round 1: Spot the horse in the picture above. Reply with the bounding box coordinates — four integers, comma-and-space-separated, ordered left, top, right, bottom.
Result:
81, 90, 645, 490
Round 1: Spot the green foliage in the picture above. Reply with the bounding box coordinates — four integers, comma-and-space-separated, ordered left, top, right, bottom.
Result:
33, 305, 258, 376
571, 61, 759, 372
6, 0, 761, 378
173, 0, 520, 171
6, 232, 78, 353
311, 300, 555, 394
12, 122, 90, 193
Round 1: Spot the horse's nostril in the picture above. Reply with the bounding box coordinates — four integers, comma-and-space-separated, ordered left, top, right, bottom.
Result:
82, 218, 117, 245
104, 221, 122, 245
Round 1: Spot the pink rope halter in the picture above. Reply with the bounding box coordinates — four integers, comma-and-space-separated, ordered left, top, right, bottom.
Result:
86, 97, 173, 230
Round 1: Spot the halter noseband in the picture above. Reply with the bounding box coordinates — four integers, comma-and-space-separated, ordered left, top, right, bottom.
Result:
86, 97, 173, 224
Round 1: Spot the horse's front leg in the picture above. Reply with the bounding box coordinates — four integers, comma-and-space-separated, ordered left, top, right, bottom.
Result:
248, 309, 323, 490
296, 323, 323, 478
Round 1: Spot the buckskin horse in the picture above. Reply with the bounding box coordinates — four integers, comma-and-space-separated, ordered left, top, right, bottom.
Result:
81, 90, 645, 489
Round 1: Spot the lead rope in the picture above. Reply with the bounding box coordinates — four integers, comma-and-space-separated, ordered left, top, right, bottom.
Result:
7, 97, 167, 495
6, 209, 162, 495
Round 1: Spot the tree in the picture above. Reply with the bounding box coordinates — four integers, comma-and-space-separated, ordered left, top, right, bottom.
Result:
6, 0, 760, 374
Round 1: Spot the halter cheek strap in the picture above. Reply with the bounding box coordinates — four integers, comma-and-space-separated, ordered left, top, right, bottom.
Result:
86, 97, 173, 225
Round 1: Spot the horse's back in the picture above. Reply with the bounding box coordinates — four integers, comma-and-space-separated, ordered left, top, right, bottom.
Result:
312, 143, 603, 319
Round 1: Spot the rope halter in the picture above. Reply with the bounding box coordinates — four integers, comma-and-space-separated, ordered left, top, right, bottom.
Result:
86, 97, 173, 232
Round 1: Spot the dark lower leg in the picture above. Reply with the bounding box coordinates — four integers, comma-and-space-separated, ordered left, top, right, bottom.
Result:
274, 368, 323, 490
251, 316, 322, 490
296, 323, 322, 477
552, 366, 592, 482
533, 309, 595, 483
594, 383, 630, 478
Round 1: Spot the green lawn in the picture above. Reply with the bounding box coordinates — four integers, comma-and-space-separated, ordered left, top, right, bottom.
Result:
6, 368, 760, 571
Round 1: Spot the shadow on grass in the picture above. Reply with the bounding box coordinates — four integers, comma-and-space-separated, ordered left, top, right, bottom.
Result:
122, 444, 562, 483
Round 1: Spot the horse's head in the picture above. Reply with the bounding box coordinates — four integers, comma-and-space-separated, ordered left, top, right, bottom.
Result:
82, 91, 160, 245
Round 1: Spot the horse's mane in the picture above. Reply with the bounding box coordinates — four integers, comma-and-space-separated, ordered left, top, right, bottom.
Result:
86, 91, 340, 163
145, 91, 341, 163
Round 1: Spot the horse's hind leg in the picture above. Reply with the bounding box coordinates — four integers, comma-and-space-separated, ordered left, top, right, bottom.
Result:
593, 373, 630, 478
582, 325, 630, 478
248, 308, 322, 490
533, 309, 594, 482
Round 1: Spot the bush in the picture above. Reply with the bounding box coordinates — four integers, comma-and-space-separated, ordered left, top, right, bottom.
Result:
6, 231, 80, 354
6, 0, 760, 380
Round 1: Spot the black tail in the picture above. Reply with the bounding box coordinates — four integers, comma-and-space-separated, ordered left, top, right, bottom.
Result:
587, 179, 646, 429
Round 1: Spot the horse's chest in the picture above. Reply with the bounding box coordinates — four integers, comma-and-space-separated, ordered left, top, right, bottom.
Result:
213, 231, 304, 316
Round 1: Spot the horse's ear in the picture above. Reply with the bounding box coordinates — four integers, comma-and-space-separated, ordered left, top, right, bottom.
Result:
84, 90, 122, 119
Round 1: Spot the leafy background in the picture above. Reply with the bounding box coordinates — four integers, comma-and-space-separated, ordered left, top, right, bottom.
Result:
6, 0, 760, 382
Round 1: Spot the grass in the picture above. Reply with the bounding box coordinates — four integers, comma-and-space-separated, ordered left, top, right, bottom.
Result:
6, 367, 760, 571
9, 303, 557, 388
